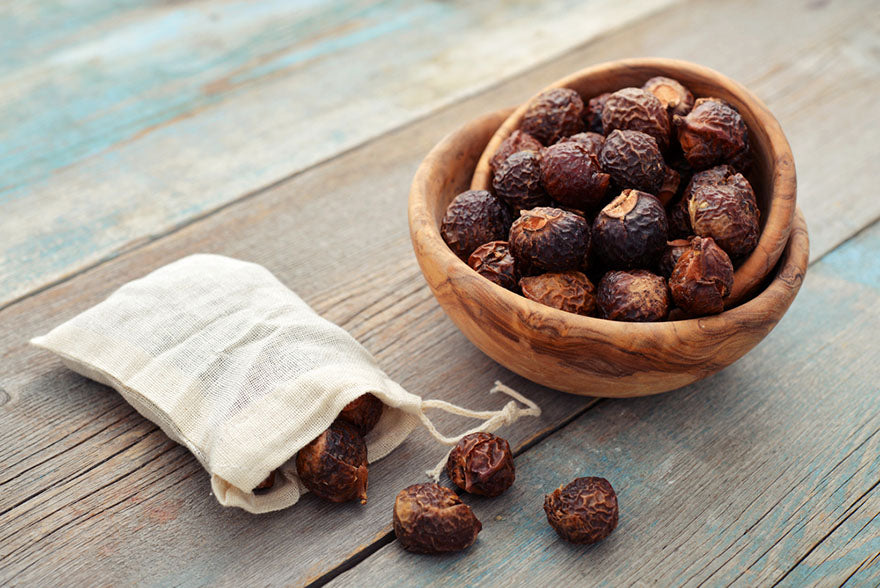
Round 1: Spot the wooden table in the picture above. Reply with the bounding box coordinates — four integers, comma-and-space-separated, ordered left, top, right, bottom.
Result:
2, 1, 878, 585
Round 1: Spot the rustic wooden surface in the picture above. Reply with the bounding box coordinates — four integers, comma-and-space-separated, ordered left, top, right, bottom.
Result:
1, 0, 879, 586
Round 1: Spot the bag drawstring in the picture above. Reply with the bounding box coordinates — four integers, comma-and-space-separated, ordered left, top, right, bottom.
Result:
420, 381, 542, 481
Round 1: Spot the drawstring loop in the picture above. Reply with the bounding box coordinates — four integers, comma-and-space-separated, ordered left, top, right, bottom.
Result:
420, 381, 541, 481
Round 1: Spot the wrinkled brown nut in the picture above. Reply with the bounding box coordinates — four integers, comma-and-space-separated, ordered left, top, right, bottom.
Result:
601, 87, 671, 150
657, 165, 682, 206
584, 92, 610, 134
490, 130, 543, 172
469, 241, 519, 291
597, 269, 670, 322
559, 132, 606, 157
659, 238, 694, 278
674, 97, 750, 170
393, 483, 482, 554
544, 477, 618, 544
642, 76, 695, 118
509, 207, 590, 272
254, 470, 276, 494
666, 195, 693, 240
493, 150, 550, 211
520, 88, 585, 145
337, 393, 384, 435
592, 190, 668, 270
669, 237, 735, 316
599, 130, 666, 194
296, 421, 368, 504
441, 190, 513, 260
686, 166, 760, 259
520, 271, 597, 316
446, 432, 515, 497
540, 142, 610, 210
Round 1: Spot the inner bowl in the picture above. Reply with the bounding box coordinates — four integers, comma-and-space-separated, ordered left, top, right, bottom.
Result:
410, 107, 808, 397
471, 58, 797, 306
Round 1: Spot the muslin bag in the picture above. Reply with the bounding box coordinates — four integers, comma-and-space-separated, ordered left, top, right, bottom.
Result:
31, 254, 540, 513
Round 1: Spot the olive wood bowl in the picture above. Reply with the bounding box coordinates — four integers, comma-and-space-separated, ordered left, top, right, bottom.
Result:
471, 58, 797, 306
410, 108, 809, 397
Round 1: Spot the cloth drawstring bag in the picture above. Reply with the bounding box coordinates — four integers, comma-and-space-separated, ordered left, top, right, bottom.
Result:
31, 254, 540, 513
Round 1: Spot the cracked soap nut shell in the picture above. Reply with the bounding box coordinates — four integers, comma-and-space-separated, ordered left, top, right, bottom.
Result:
544, 477, 619, 544
441, 190, 513, 261
540, 142, 610, 210
600, 87, 671, 151
592, 190, 668, 270
686, 166, 760, 259
493, 150, 550, 211
393, 483, 482, 554
659, 238, 693, 278
520, 87, 585, 145
509, 207, 590, 272
674, 97, 750, 170
337, 393, 384, 435
296, 421, 368, 504
490, 130, 543, 172
468, 241, 519, 291
669, 237, 734, 316
642, 76, 695, 118
446, 432, 515, 497
599, 130, 666, 194
520, 271, 596, 316
597, 269, 670, 322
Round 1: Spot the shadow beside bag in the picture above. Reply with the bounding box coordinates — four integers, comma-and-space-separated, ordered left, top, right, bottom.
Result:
31, 254, 540, 513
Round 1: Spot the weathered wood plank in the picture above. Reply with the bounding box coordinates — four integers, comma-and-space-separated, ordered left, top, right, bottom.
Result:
0, 109, 599, 586
329, 220, 880, 587
0, 0, 675, 306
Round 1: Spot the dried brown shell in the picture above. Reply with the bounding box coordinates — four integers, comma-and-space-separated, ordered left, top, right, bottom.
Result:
468, 241, 519, 291
521, 88, 585, 145
490, 130, 543, 172
674, 97, 750, 170
659, 239, 693, 278
599, 130, 666, 194
544, 477, 618, 544
686, 166, 760, 259
493, 150, 550, 211
254, 470, 276, 494
337, 393, 384, 435
559, 132, 605, 157
656, 165, 682, 206
591, 190, 668, 270
393, 483, 482, 554
597, 269, 670, 322
446, 432, 515, 497
666, 195, 693, 240
441, 190, 513, 260
509, 207, 590, 272
540, 142, 610, 210
601, 87, 671, 150
669, 237, 735, 316
520, 271, 597, 316
296, 421, 368, 504
642, 76, 695, 118
584, 92, 610, 134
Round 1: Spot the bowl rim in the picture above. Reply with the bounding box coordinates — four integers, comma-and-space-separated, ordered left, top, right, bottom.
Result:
410, 107, 808, 341
469, 57, 798, 307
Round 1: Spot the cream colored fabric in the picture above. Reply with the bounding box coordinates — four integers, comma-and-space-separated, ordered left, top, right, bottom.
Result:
31, 254, 540, 513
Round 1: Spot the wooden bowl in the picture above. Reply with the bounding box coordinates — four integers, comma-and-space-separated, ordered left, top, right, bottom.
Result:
471, 58, 797, 306
410, 108, 809, 397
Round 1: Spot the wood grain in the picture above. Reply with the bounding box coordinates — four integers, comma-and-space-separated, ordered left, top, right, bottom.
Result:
470, 58, 797, 306
0, 0, 877, 585
0, 0, 676, 307
411, 108, 807, 396
330, 219, 880, 587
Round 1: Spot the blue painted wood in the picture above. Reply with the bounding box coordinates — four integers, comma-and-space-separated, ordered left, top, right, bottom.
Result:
330, 220, 880, 586
0, 0, 673, 306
